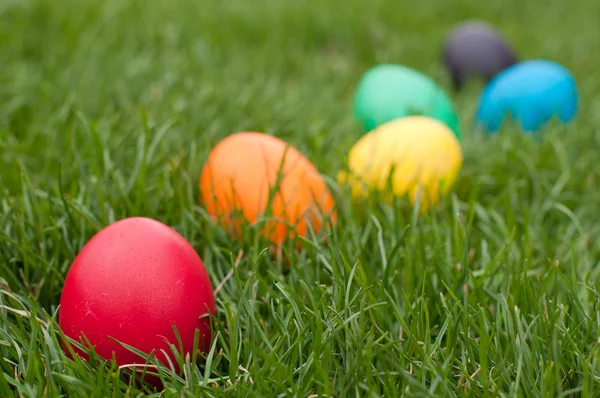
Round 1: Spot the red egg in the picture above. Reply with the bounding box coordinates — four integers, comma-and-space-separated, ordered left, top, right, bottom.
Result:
58, 217, 216, 381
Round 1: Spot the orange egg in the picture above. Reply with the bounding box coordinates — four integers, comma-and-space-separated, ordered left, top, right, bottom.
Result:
199, 132, 336, 246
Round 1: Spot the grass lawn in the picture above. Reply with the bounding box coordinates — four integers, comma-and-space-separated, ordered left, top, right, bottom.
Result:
2, 0, 600, 396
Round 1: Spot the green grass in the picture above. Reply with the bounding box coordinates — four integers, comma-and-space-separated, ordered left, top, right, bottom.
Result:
2, 0, 600, 396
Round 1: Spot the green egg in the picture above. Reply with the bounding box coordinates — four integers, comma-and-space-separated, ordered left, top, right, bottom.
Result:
352, 64, 461, 139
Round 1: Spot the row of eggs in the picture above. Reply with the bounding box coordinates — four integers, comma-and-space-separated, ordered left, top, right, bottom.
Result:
58, 122, 458, 389
56, 20, 579, 389
355, 60, 578, 138
59, 120, 461, 389
199, 119, 462, 247
356, 20, 579, 137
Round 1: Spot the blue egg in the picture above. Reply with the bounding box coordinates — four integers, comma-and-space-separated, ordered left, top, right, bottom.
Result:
474, 59, 578, 133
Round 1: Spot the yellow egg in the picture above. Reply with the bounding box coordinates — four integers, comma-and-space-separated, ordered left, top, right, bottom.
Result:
338, 116, 463, 211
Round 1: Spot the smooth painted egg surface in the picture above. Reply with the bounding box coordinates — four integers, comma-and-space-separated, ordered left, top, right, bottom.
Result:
199, 132, 336, 246
338, 116, 463, 211
443, 20, 517, 90
352, 64, 461, 138
59, 217, 216, 370
475, 59, 578, 133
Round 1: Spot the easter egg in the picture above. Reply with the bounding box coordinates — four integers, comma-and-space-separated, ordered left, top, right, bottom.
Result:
443, 20, 517, 90
59, 217, 216, 382
352, 64, 461, 138
199, 132, 336, 246
338, 116, 462, 211
475, 59, 578, 133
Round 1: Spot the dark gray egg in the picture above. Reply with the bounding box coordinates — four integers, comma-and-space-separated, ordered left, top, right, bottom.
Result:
443, 21, 517, 90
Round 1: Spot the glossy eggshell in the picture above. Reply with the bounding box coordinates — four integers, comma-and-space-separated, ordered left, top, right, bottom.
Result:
59, 217, 216, 375
199, 132, 336, 246
475, 59, 578, 133
352, 64, 461, 138
338, 116, 463, 212
443, 20, 517, 90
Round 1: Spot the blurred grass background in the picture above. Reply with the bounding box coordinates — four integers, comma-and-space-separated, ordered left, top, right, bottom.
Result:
1, 0, 600, 396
